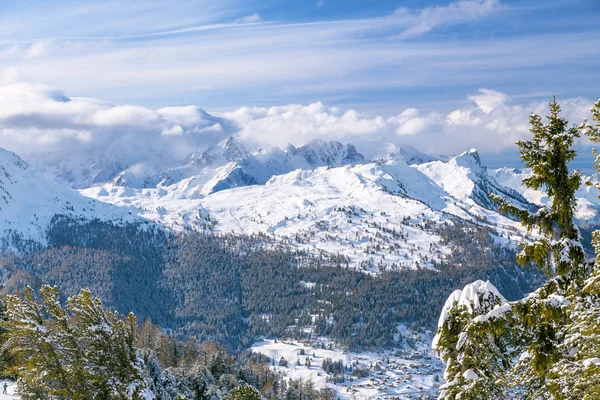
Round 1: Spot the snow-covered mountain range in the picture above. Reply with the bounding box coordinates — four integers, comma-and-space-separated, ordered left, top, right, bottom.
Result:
4, 137, 600, 272
78, 143, 540, 271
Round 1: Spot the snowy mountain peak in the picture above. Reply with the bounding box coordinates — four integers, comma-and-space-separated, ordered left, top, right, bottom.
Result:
221, 136, 250, 162
295, 139, 365, 167
0, 148, 31, 203
391, 146, 443, 165
417, 149, 531, 210
159, 138, 367, 194
0, 147, 30, 172
451, 148, 483, 171
182, 136, 249, 169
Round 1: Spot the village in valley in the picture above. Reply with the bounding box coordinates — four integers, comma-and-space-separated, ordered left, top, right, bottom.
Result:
252, 325, 444, 399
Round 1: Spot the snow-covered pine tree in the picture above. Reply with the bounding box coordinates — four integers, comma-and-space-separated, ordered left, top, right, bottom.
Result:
225, 384, 263, 400
545, 98, 600, 398
492, 97, 585, 279
3, 285, 148, 399
493, 98, 588, 398
546, 231, 600, 398
584, 99, 600, 184
67, 288, 146, 399
139, 349, 189, 400
182, 364, 218, 400
432, 281, 509, 399
434, 98, 595, 399
3, 286, 78, 399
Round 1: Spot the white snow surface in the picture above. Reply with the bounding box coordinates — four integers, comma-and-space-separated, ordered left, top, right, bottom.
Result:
416, 149, 483, 202
432, 280, 506, 350
0, 148, 140, 246
583, 358, 600, 367
462, 369, 479, 381
0, 142, 544, 273
0, 381, 17, 399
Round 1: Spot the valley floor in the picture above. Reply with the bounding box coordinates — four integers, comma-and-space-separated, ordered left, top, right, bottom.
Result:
251, 328, 443, 399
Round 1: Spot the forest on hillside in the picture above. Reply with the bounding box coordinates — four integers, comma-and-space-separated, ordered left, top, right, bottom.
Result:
0, 214, 541, 352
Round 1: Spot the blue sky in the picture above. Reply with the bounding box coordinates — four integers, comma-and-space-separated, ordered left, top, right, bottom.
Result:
0, 0, 599, 166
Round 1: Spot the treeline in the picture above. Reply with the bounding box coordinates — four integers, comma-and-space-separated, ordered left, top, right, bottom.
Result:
0, 285, 333, 399
0, 214, 541, 351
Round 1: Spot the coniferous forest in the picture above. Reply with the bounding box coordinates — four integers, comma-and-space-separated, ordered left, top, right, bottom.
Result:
0, 216, 539, 353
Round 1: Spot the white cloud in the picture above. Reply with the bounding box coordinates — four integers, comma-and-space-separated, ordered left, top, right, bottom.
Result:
224, 91, 594, 158
389, 109, 442, 136
234, 13, 262, 24
161, 125, 184, 136
0, 67, 21, 84
0, 79, 228, 169
26, 40, 54, 58
0, 78, 594, 167
468, 88, 511, 113
394, 0, 503, 39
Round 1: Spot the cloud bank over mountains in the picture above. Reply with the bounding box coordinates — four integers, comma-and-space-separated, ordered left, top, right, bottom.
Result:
0, 75, 594, 167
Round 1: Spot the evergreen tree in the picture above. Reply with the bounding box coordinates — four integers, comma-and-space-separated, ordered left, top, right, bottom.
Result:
225, 384, 263, 400
492, 97, 585, 279
543, 98, 600, 398
435, 98, 596, 399
4, 286, 78, 399
494, 98, 587, 397
546, 232, 600, 398
3, 285, 147, 399
68, 288, 145, 398
583, 98, 600, 173
433, 282, 508, 399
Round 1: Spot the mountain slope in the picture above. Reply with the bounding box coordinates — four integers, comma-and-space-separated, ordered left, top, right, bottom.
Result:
416, 149, 532, 210
2, 138, 547, 272
390, 145, 447, 165
0, 148, 140, 247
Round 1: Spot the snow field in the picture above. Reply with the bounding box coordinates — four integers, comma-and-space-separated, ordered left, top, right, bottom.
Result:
0, 382, 17, 399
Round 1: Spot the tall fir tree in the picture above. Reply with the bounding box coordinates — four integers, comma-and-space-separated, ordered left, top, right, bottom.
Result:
492, 97, 585, 280
435, 98, 598, 400
494, 99, 588, 397
545, 98, 600, 398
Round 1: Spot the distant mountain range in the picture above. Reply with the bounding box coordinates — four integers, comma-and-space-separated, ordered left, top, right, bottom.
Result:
4, 137, 600, 271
